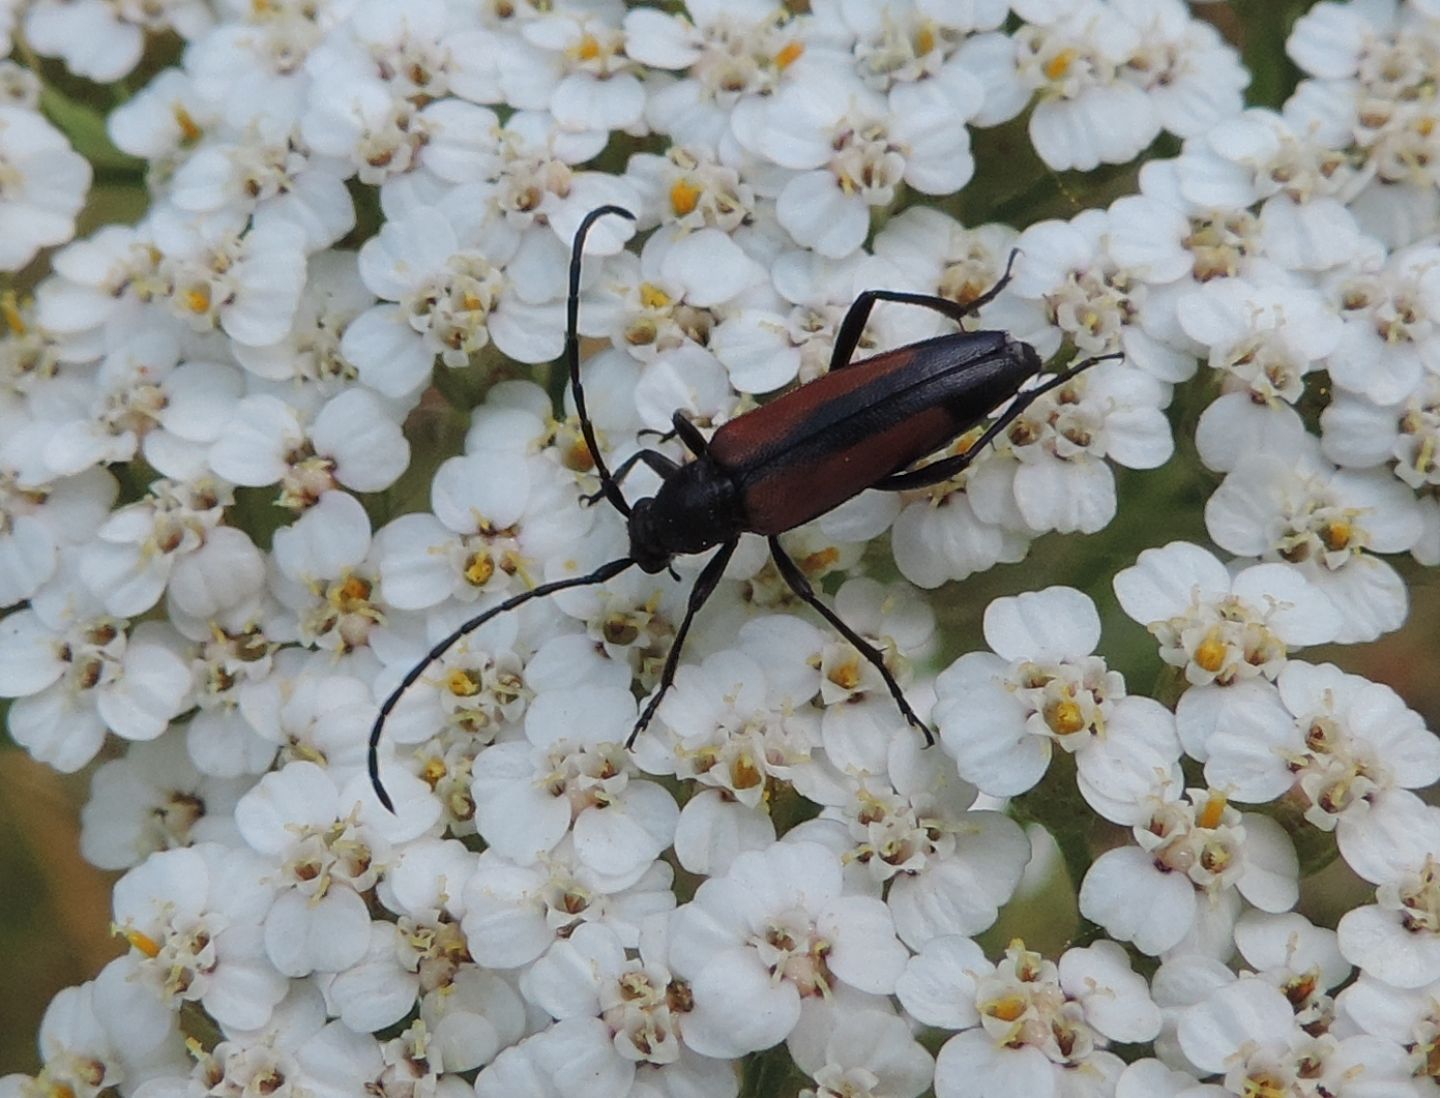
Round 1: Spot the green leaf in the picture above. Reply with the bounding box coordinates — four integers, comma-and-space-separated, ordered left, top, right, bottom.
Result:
39, 84, 145, 175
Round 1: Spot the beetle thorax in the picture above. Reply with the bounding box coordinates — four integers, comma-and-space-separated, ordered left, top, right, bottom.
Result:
627, 458, 744, 573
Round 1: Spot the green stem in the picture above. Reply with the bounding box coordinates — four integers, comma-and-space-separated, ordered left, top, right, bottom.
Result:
1012, 751, 1096, 898
1231, 0, 1310, 109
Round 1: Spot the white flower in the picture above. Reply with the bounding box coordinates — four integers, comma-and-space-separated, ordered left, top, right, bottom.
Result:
806, 576, 934, 751
228, 251, 372, 387
313, 0, 461, 104
80, 736, 247, 871
623, 0, 810, 148
133, 984, 388, 1098
83, 477, 263, 621
299, 69, 428, 186
1205, 661, 1440, 828
343, 840, 489, 1048
0, 107, 91, 270
417, 967, 527, 1074
169, 133, 356, 253
1334, 790, 1440, 989
1336, 972, 1440, 1073
968, 357, 1174, 535
238, 663, 378, 785
37, 328, 244, 481
152, 210, 309, 347
521, 7, 645, 134
888, 476, 1030, 590
1177, 276, 1344, 472
811, 732, 1031, 951
896, 937, 1160, 1098
872, 207, 1045, 338
0, 560, 192, 772
1285, 0, 1403, 82
1204, 439, 1422, 643
1111, 540, 1343, 779
1233, 910, 1351, 1031
2, 981, 186, 1098
0, 464, 116, 609
374, 447, 591, 612
104, 844, 284, 1034
1173, 108, 1366, 272
460, 839, 677, 969
1115, 1059, 1215, 1098
365, 595, 540, 780
733, 67, 980, 258
1321, 242, 1440, 405
709, 246, 922, 394
172, 616, 281, 780
1079, 785, 1298, 956
340, 197, 567, 398
1010, 208, 1198, 383
1287, 0, 1440, 244
185, 7, 324, 133
934, 587, 1181, 808
1178, 978, 1417, 1098
269, 490, 386, 654
512, 921, 734, 1094
471, 642, 677, 879
209, 388, 410, 510
476, 1012, 736, 1098
592, 226, 767, 371
1013, 0, 1158, 171
26, 0, 211, 81
1113, 541, 1341, 690
1322, 375, 1440, 565
789, 1006, 932, 1098
668, 840, 908, 1058
1108, 156, 1264, 285
640, 639, 826, 876
107, 68, 219, 164
1112, 0, 1247, 137
233, 759, 438, 976
34, 224, 165, 357
625, 144, 757, 236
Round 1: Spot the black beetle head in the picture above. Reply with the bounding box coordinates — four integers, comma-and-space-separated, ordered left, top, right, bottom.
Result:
627, 497, 674, 575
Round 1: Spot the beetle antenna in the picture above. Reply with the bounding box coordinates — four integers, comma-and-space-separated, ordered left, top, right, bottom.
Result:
568, 205, 637, 518
369, 555, 636, 811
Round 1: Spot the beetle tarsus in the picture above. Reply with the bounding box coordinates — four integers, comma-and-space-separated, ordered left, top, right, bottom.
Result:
767, 536, 935, 746
625, 539, 738, 747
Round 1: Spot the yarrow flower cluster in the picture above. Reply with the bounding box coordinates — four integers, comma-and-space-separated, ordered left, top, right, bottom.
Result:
3, 1, 1440, 1096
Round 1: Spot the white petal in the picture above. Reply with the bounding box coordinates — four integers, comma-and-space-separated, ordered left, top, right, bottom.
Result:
776, 172, 869, 259
983, 586, 1099, 661
672, 791, 777, 877
1113, 541, 1229, 624
264, 887, 371, 976
1079, 846, 1196, 956
895, 936, 988, 1028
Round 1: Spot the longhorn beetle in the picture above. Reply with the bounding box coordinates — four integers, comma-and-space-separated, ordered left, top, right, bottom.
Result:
369, 205, 1117, 810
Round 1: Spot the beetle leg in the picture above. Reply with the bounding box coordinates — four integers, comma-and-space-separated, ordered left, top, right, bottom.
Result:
586, 415, 703, 506
671, 410, 710, 457
957, 248, 1021, 315
872, 351, 1123, 492
767, 536, 934, 745
628, 538, 739, 746
828, 250, 1021, 374
580, 449, 680, 505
